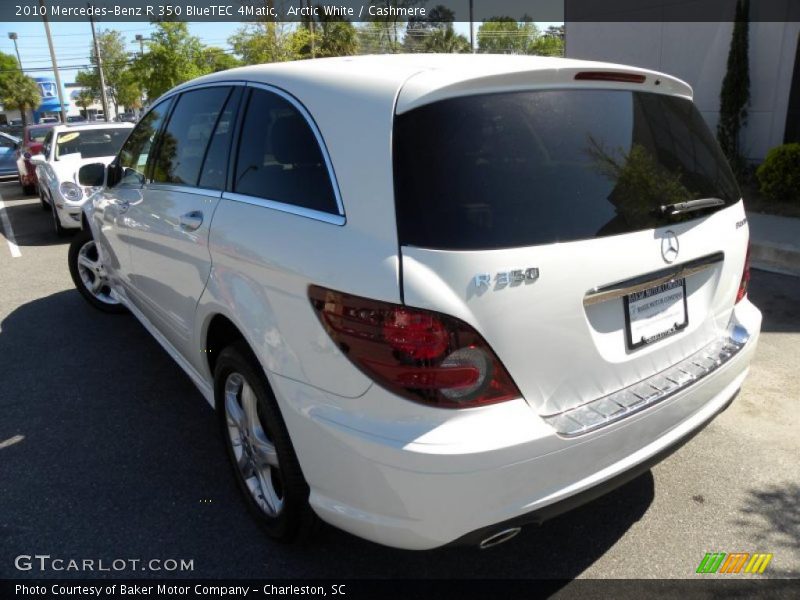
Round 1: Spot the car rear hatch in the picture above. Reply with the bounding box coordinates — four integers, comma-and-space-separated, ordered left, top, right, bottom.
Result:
393, 68, 750, 424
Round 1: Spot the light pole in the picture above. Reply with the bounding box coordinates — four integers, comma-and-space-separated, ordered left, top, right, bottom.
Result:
7, 32, 23, 71
135, 34, 145, 56
38, 0, 68, 123
88, 5, 110, 122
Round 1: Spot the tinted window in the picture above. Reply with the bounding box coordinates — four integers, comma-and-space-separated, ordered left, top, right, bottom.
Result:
198, 87, 242, 190
394, 90, 740, 250
152, 87, 231, 186
116, 98, 173, 187
234, 88, 338, 214
55, 128, 129, 160
29, 127, 50, 143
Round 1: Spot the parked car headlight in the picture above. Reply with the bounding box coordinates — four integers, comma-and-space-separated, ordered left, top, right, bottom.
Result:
59, 181, 83, 202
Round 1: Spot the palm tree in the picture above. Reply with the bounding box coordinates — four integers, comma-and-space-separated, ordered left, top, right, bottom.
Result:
423, 28, 471, 54
0, 72, 41, 127
75, 88, 96, 119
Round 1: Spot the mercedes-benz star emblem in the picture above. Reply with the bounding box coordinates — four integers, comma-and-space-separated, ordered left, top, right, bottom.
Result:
661, 231, 680, 263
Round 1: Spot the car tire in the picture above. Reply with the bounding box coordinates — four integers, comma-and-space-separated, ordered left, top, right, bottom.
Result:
68, 229, 127, 314
215, 342, 319, 543
19, 175, 35, 196
50, 196, 70, 237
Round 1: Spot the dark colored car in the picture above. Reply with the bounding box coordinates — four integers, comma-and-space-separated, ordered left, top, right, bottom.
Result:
15, 123, 57, 194
0, 132, 20, 178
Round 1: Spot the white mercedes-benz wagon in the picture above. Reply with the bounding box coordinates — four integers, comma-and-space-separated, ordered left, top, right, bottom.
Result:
69, 55, 761, 550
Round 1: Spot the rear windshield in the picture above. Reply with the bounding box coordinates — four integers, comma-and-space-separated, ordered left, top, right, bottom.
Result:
393, 90, 740, 250
55, 128, 129, 161
29, 127, 50, 143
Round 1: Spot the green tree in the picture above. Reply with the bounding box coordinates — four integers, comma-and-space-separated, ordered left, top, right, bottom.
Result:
359, 1, 423, 54
134, 23, 208, 100
528, 34, 564, 57
74, 87, 96, 118
718, 0, 750, 177
200, 47, 241, 72
315, 18, 359, 58
115, 70, 143, 112
422, 28, 471, 53
403, 5, 456, 52
229, 22, 297, 65
477, 18, 539, 54
0, 71, 41, 127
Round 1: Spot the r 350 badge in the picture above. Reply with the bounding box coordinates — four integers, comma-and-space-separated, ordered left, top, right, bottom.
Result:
474, 268, 539, 289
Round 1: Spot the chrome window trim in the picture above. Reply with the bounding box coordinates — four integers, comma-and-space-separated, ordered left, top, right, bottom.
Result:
583, 252, 725, 306
145, 183, 223, 199
221, 191, 346, 226
243, 81, 346, 220
154, 80, 249, 104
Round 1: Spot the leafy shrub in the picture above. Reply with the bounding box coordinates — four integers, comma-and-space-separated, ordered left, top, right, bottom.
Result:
756, 143, 800, 202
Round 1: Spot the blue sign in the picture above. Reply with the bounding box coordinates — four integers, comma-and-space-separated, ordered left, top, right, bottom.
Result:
33, 75, 68, 121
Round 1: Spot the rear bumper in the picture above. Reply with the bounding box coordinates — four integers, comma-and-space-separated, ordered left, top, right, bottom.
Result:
449, 387, 739, 548
271, 299, 761, 550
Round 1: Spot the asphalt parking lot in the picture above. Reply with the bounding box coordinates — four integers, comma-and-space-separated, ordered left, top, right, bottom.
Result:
0, 179, 798, 581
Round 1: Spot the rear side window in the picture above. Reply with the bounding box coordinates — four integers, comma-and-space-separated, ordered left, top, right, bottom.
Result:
152, 87, 231, 186
29, 127, 50, 143
233, 88, 338, 214
117, 98, 173, 187
393, 90, 741, 250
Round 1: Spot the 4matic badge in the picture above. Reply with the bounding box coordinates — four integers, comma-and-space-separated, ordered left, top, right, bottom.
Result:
474, 268, 539, 289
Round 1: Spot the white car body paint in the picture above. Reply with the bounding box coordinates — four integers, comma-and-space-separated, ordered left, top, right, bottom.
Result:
80, 55, 762, 550
37, 122, 133, 230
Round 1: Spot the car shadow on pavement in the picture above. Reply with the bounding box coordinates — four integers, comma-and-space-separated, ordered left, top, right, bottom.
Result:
0, 193, 74, 248
0, 290, 654, 581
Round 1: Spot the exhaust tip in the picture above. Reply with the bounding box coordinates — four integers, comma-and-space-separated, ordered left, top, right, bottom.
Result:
479, 527, 521, 549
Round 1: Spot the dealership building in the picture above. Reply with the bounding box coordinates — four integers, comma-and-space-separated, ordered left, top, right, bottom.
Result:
566, 18, 800, 162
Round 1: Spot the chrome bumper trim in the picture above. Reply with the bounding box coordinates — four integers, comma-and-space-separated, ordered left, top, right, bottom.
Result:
542, 327, 748, 437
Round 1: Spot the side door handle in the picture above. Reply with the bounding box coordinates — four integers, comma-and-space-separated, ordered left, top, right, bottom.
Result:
179, 210, 203, 231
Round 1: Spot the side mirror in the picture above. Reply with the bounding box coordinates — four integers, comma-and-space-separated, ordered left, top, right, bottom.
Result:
78, 162, 106, 187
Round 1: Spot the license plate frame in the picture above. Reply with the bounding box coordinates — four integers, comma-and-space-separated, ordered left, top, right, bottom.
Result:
624, 278, 688, 350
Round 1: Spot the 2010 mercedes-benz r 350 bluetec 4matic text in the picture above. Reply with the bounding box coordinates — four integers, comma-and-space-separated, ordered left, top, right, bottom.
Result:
69, 55, 761, 550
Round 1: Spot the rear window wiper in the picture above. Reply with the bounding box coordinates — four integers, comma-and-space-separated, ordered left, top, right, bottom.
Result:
659, 197, 726, 216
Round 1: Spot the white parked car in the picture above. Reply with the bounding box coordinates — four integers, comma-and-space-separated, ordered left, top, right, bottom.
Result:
34, 122, 133, 236
69, 55, 761, 550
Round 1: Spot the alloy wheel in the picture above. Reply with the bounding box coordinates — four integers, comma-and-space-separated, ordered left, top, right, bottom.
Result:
75, 240, 119, 306
224, 372, 284, 516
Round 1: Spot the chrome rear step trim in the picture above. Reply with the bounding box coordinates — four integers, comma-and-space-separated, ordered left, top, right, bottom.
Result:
542, 325, 748, 437
583, 252, 724, 306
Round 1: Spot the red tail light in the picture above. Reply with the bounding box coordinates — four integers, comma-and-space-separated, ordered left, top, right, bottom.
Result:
309, 286, 521, 408
574, 71, 646, 84
736, 244, 751, 303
